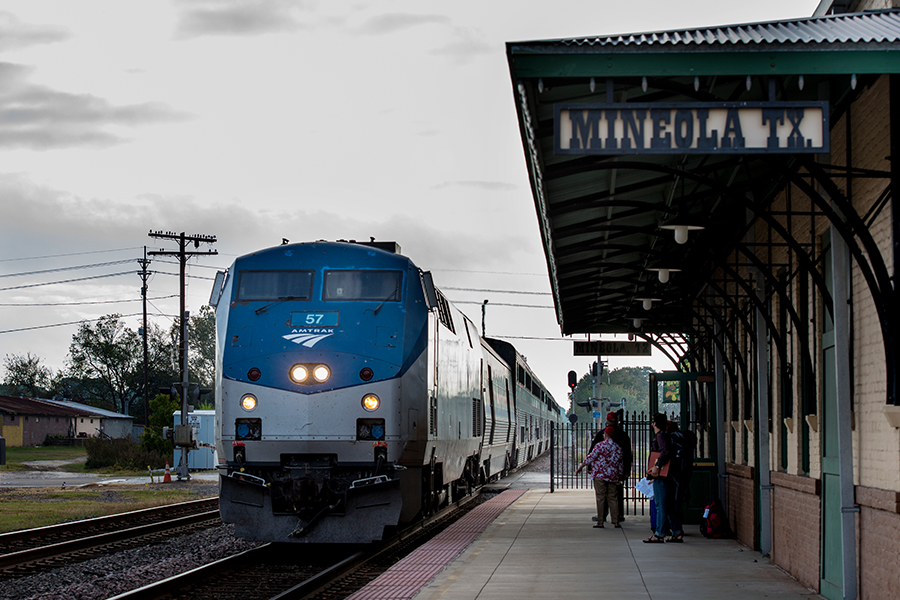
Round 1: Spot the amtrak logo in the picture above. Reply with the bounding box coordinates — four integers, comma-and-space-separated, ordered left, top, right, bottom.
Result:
283, 328, 334, 348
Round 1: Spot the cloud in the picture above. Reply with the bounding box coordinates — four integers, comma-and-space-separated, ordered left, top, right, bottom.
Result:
0, 62, 189, 149
432, 180, 519, 192
429, 27, 494, 64
0, 11, 68, 53
174, 0, 310, 38
355, 13, 451, 35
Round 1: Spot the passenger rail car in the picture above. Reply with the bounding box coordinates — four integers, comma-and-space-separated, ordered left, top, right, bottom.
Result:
213, 240, 561, 544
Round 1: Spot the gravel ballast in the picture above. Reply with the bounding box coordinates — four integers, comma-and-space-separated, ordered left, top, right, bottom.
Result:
2, 459, 552, 599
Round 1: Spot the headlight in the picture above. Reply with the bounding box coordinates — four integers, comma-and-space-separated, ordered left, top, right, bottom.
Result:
241, 394, 258, 411
362, 394, 380, 411
290, 364, 309, 383
313, 365, 330, 382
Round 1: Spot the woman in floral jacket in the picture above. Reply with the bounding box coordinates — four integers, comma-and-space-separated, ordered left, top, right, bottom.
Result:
575, 426, 623, 528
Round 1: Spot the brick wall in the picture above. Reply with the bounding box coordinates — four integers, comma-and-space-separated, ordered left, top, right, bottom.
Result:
770, 471, 821, 590
21, 415, 70, 446
857, 486, 900, 599
726, 463, 755, 548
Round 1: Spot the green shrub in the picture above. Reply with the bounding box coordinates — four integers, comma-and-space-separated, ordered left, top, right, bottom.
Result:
140, 393, 178, 457
84, 436, 170, 470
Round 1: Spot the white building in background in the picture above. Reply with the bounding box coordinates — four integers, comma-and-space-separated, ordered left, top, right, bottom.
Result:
40, 398, 134, 439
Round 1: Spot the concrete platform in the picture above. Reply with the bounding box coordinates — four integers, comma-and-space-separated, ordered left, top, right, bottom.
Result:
352, 483, 823, 600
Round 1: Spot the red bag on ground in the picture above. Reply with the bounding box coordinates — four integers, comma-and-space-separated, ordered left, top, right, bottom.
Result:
699, 498, 733, 539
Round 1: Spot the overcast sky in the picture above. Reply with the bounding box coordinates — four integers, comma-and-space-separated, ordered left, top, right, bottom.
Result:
0, 0, 821, 408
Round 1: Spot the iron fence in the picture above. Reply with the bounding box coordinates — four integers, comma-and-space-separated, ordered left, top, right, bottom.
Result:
550, 411, 682, 516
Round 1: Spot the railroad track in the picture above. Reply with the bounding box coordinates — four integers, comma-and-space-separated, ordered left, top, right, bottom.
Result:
108, 490, 487, 600
0, 498, 220, 581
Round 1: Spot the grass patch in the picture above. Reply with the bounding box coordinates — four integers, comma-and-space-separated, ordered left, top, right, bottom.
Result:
0, 485, 210, 533
4, 445, 87, 464
1, 445, 155, 476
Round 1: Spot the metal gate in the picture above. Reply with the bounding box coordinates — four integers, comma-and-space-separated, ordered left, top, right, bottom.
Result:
549, 413, 653, 516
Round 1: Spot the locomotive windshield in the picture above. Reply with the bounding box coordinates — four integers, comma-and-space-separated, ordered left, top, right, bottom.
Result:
236, 270, 313, 301
323, 270, 402, 301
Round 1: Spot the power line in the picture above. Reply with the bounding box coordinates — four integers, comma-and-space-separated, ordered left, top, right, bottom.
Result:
434, 268, 546, 276
492, 334, 584, 341
0, 294, 178, 307
152, 270, 217, 281
0, 247, 142, 263
0, 312, 182, 335
0, 259, 136, 278
444, 286, 551, 296
453, 300, 553, 309
0, 271, 134, 292
154, 258, 226, 270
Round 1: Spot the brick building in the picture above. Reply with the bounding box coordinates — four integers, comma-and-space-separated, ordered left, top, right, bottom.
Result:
507, 2, 900, 598
0, 395, 90, 446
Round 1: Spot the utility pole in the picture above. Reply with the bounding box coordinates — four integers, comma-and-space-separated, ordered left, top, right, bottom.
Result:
137, 247, 151, 427
148, 231, 217, 480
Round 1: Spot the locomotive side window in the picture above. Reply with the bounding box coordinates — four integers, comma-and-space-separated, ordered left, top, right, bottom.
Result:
236, 270, 313, 301
323, 270, 402, 301
435, 290, 455, 333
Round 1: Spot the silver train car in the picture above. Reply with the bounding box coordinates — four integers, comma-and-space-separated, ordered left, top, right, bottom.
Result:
213, 240, 561, 543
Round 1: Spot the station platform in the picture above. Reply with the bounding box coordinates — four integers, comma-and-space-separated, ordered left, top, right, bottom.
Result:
350, 473, 822, 600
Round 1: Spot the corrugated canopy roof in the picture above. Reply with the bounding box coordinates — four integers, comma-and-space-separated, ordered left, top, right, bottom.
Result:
553, 9, 900, 48
507, 9, 900, 352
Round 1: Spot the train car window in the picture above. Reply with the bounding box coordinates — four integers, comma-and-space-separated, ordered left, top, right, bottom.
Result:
517, 366, 525, 385
323, 270, 402, 301
236, 270, 313, 301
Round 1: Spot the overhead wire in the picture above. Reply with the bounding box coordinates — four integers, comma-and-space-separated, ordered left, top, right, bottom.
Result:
0, 312, 183, 335
0, 247, 142, 262
444, 286, 551, 296
452, 300, 553, 309
0, 295, 179, 307
0, 271, 135, 292
0, 259, 137, 278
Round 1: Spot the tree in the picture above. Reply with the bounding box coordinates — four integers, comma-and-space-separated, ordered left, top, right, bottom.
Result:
141, 393, 178, 458
2, 352, 54, 397
124, 321, 180, 423
607, 365, 657, 414
567, 365, 657, 423
66, 314, 143, 415
188, 305, 216, 391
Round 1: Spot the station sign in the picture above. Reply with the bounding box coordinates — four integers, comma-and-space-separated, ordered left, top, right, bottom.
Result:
574, 341, 652, 356
555, 101, 829, 155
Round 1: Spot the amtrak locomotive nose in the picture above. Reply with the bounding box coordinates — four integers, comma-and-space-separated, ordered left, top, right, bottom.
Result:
213, 240, 560, 544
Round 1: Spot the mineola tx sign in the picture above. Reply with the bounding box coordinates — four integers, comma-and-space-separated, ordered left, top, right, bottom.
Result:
574, 341, 652, 356
555, 102, 829, 155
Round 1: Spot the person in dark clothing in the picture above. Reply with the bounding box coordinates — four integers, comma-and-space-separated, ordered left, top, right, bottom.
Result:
644, 412, 683, 543
666, 421, 694, 533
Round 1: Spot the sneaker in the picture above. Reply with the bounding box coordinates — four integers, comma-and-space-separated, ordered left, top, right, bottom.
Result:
592, 516, 598, 522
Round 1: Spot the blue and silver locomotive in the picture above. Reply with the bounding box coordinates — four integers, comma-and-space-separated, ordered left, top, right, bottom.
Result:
213, 240, 560, 543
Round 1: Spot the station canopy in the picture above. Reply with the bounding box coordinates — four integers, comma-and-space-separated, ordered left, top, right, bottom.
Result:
507, 9, 900, 339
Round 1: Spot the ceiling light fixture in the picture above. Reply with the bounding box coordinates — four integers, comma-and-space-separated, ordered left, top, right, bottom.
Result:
659, 213, 705, 244
647, 267, 681, 284
636, 296, 662, 311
